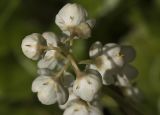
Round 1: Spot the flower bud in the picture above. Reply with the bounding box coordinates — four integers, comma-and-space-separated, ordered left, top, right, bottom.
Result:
21, 33, 46, 60
73, 69, 102, 102
32, 75, 68, 105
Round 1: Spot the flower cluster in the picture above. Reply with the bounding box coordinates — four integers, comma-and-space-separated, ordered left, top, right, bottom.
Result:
21, 3, 139, 115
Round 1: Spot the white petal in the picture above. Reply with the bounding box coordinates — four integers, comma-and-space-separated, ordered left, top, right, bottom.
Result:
42, 32, 58, 47
89, 41, 102, 58
63, 102, 88, 115
38, 50, 57, 70
31, 76, 52, 92
21, 33, 45, 60
37, 81, 57, 105
73, 70, 102, 102
55, 3, 87, 35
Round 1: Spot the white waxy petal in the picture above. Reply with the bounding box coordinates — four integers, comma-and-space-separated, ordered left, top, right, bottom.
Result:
102, 43, 118, 52
107, 47, 123, 67
63, 101, 88, 115
21, 33, 45, 60
37, 81, 57, 105
42, 32, 58, 47
73, 70, 102, 102
32, 75, 68, 105
55, 3, 87, 36
32, 76, 52, 92
89, 41, 103, 58
103, 43, 124, 67
38, 50, 57, 70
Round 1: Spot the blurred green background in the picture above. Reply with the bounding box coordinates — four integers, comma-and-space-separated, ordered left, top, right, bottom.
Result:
0, 0, 160, 115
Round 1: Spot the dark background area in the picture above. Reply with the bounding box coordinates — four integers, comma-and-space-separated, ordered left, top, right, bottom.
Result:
0, 0, 160, 115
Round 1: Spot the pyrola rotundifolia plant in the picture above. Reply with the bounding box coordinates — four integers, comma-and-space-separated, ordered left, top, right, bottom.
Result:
21, 3, 140, 115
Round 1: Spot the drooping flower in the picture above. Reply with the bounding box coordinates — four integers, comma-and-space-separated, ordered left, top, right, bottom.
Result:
63, 100, 103, 115
32, 75, 68, 105
55, 3, 94, 38
21, 33, 46, 60
73, 69, 102, 102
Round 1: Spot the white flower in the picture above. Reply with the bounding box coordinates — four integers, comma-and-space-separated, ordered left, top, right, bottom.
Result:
38, 32, 58, 70
21, 33, 46, 60
55, 3, 93, 38
63, 100, 103, 115
73, 69, 102, 102
32, 75, 68, 105
55, 3, 87, 35
59, 87, 79, 110
102, 43, 124, 67
63, 100, 88, 115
